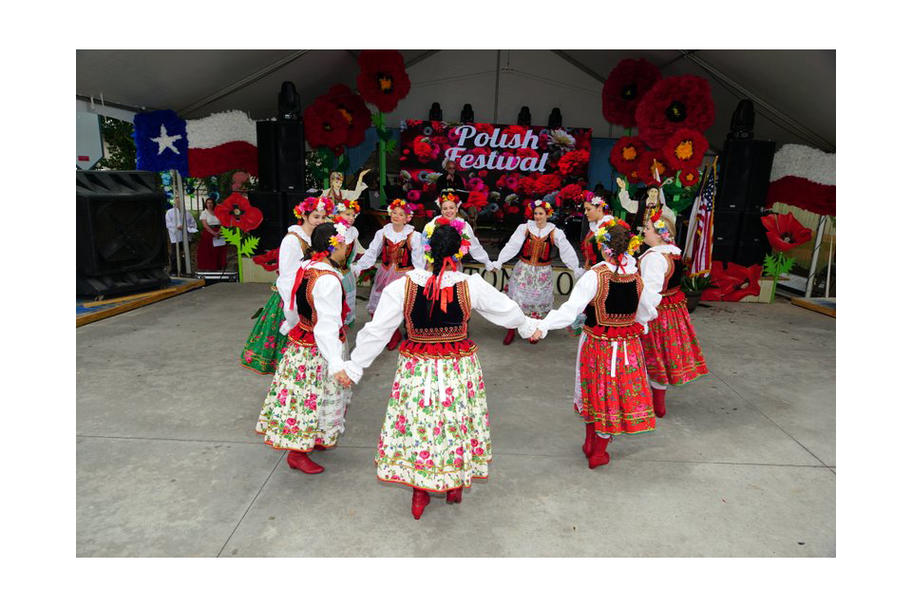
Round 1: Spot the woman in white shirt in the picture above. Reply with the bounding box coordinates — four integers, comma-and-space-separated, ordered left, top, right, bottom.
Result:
330, 197, 362, 327
426, 189, 495, 272
492, 199, 583, 345
196, 198, 226, 271
340, 221, 537, 519
255, 221, 354, 475
241, 197, 332, 375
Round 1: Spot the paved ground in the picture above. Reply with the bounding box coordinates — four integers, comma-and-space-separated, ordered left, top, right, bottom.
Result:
76, 282, 835, 557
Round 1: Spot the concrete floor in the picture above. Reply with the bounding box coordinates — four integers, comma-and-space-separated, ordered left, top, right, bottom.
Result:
76, 282, 835, 557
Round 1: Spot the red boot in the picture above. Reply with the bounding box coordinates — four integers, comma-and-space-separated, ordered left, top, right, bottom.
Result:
653, 388, 667, 418
446, 488, 463, 504
287, 450, 324, 474
502, 328, 516, 345
582, 423, 595, 457
588, 435, 611, 469
386, 327, 402, 351
411, 488, 431, 519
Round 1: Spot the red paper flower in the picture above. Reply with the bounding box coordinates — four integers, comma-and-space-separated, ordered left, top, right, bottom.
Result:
412, 136, 439, 162
721, 263, 762, 301
637, 151, 672, 186
515, 147, 540, 161
679, 168, 701, 187
215, 193, 263, 232
303, 98, 348, 151
610, 136, 648, 180
464, 191, 488, 210
601, 58, 662, 128
557, 183, 584, 206
557, 149, 590, 176
635, 75, 716, 149
517, 176, 537, 195
761, 212, 813, 252
322, 84, 371, 148
356, 50, 411, 113
663, 128, 709, 171
252, 248, 279, 273
533, 173, 562, 196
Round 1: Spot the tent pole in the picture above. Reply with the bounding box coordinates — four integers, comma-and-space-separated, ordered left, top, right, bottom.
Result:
824, 217, 834, 298
804, 214, 827, 297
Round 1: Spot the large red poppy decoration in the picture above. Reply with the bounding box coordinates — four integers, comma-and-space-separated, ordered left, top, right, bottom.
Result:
761, 212, 813, 252
601, 58, 662, 128
322, 84, 371, 148
701, 261, 761, 301
215, 193, 263, 232
252, 248, 279, 273
609, 136, 648, 181
662, 127, 709, 171
356, 50, 411, 113
635, 75, 715, 149
303, 98, 349, 151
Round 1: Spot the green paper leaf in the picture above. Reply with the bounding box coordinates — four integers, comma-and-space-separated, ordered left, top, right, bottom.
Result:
239, 235, 260, 257
385, 139, 397, 153
220, 226, 243, 248
371, 113, 385, 130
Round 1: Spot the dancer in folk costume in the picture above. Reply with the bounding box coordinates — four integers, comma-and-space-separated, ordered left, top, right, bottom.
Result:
532, 219, 661, 468
492, 199, 583, 345
340, 221, 537, 519
638, 213, 708, 417
427, 189, 495, 272
351, 198, 425, 351
255, 221, 355, 475
330, 197, 362, 327
241, 196, 333, 374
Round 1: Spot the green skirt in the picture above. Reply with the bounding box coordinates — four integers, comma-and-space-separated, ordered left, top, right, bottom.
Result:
241, 287, 289, 375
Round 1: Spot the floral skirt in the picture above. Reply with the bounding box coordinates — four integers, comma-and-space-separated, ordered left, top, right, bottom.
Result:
375, 350, 491, 492
505, 260, 553, 318
641, 291, 709, 386
340, 269, 357, 326
255, 340, 351, 452
579, 330, 655, 437
241, 288, 289, 375
367, 265, 410, 315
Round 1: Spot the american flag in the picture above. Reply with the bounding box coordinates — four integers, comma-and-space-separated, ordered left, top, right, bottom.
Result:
684, 157, 717, 277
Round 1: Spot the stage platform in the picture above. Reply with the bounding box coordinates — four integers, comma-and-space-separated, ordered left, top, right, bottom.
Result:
76, 277, 205, 327
790, 296, 836, 318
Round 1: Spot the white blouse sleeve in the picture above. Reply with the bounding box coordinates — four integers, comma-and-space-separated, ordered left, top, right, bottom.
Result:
494, 224, 527, 267
344, 181, 368, 201
410, 231, 426, 271
311, 274, 346, 375
636, 253, 665, 330
539, 270, 599, 335
552, 227, 582, 277
618, 188, 637, 214
351, 228, 384, 276
464, 223, 493, 269
344, 277, 407, 384
276, 234, 303, 332
467, 275, 537, 338
165, 209, 177, 231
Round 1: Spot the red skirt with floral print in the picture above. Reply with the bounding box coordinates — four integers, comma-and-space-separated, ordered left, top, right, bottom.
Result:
579, 326, 655, 436
641, 290, 709, 386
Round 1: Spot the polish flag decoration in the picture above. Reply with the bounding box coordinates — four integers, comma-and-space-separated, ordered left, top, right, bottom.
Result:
766, 143, 835, 216
186, 110, 259, 178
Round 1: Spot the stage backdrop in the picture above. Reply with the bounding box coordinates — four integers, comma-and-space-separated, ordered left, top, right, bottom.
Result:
399, 120, 591, 222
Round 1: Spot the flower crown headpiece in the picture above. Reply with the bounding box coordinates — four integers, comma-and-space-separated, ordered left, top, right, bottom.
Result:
649, 209, 675, 244
588, 195, 608, 209
333, 198, 361, 216
387, 198, 418, 216
594, 217, 643, 257
526, 199, 554, 218
435, 189, 461, 209
422, 216, 472, 265
293, 196, 334, 219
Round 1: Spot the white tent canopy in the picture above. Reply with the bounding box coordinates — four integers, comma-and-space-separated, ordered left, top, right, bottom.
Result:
76, 49, 835, 153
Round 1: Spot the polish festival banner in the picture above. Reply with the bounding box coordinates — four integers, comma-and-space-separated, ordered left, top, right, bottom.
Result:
398, 120, 591, 221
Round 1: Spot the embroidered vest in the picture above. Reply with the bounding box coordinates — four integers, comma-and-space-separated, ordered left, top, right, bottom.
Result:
403, 277, 471, 343
289, 267, 348, 345
519, 229, 555, 266
581, 229, 600, 270
380, 233, 414, 270
583, 265, 643, 335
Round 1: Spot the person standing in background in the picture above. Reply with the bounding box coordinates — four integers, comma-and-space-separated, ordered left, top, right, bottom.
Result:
165, 204, 198, 276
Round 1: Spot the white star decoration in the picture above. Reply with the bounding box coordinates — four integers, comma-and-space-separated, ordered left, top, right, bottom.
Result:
150, 124, 182, 155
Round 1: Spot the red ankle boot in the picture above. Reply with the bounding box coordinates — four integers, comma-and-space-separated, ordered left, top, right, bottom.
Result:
386, 328, 402, 351
582, 423, 595, 457
653, 388, 666, 418
446, 488, 463, 504
411, 488, 431, 519
502, 328, 516, 345
588, 435, 611, 469
287, 450, 324, 474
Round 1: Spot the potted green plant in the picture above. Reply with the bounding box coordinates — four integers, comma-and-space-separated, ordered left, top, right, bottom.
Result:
681, 273, 713, 312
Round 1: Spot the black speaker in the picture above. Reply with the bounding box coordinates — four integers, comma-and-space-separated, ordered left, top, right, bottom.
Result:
276, 120, 307, 192
76, 170, 170, 297
248, 191, 291, 252
716, 139, 776, 212
733, 210, 770, 267
256, 121, 278, 192
711, 211, 741, 263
